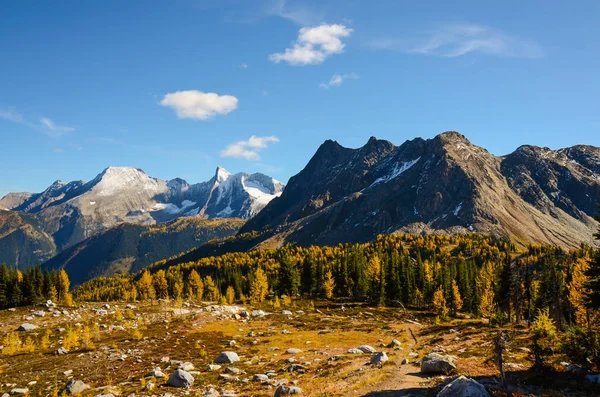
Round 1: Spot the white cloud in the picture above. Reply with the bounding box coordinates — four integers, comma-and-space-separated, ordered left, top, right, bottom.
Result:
319, 72, 358, 89
269, 24, 353, 66
220, 135, 279, 161
239, 63, 248, 69
0, 109, 75, 136
265, 0, 324, 25
369, 24, 543, 59
160, 90, 238, 120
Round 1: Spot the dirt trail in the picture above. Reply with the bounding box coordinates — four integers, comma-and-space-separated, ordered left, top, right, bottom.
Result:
351, 324, 431, 397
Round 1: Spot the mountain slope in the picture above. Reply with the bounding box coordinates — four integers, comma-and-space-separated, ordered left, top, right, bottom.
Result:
241, 132, 600, 248
41, 217, 244, 285
0, 210, 57, 267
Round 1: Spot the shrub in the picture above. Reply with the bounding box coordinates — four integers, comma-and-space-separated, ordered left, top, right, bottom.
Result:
563, 326, 600, 369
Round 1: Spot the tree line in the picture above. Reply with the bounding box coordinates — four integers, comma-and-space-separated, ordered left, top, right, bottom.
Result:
0, 264, 73, 308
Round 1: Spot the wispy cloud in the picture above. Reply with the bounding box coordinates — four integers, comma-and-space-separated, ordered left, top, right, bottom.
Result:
264, 0, 324, 25
369, 24, 543, 59
239, 63, 248, 69
269, 23, 353, 66
0, 109, 75, 137
160, 90, 238, 120
220, 135, 280, 161
319, 72, 358, 89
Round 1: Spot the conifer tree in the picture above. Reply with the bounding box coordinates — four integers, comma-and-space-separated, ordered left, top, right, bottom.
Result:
187, 269, 204, 300
153, 270, 169, 300
250, 268, 269, 303
323, 269, 335, 299
433, 287, 448, 317
584, 205, 600, 309
57, 269, 70, 303
449, 279, 463, 316
137, 270, 154, 300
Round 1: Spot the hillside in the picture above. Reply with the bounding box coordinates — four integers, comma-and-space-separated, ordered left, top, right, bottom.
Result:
0, 210, 57, 267
41, 217, 244, 285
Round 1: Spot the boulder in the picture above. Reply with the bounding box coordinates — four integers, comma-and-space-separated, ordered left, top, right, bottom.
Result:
389, 339, 402, 348
357, 345, 376, 353
286, 348, 302, 354
57, 347, 69, 355
251, 310, 266, 317
215, 351, 240, 364
347, 348, 363, 354
282, 310, 293, 315
254, 374, 269, 382
65, 380, 91, 395
204, 388, 219, 397
421, 353, 456, 375
274, 386, 303, 396
9, 389, 29, 395
17, 323, 37, 332
167, 369, 194, 388
370, 352, 388, 365
437, 376, 490, 397
206, 364, 222, 372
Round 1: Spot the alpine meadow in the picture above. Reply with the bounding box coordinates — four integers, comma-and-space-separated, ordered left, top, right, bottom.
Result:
1, 1, 600, 397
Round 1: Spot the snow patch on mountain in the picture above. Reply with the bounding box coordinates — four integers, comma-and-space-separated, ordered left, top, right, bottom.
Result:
371, 157, 421, 187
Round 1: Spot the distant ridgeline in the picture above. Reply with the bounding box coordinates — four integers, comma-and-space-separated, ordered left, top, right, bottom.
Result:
74, 233, 597, 326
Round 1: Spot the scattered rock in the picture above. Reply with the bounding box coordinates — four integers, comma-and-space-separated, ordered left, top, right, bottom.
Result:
253, 374, 269, 382
9, 389, 29, 395
167, 370, 194, 388
206, 364, 222, 372
281, 310, 293, 316
145, 368, 165, 378
370, 352, 388, 365
436, 376, 490, 397
204, 388, 219, 397
178, 362, 195, 371
65, 380, 91, 395
17, 323, 37, 332
286, 348, 302, 354
251, 310, 266, 317
274, 385, 303, 396
347, 348, 363, 354
215, 352, 240, 364
357, 345, 376, 353
389, 339, 401, 348
421, 353, 456, 375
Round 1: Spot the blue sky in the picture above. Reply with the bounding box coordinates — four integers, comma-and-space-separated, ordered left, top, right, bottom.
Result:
1, 0, 599, 194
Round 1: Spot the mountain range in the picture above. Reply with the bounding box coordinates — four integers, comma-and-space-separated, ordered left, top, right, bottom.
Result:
1, 131, 599, 283
0, 166, 283, 267
241, 131, 600, 248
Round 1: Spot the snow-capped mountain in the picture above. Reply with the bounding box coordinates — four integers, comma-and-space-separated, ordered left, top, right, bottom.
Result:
0, 166, 284, 252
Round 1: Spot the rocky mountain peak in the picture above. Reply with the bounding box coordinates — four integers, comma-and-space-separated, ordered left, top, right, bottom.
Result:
215, 166, 231, 183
